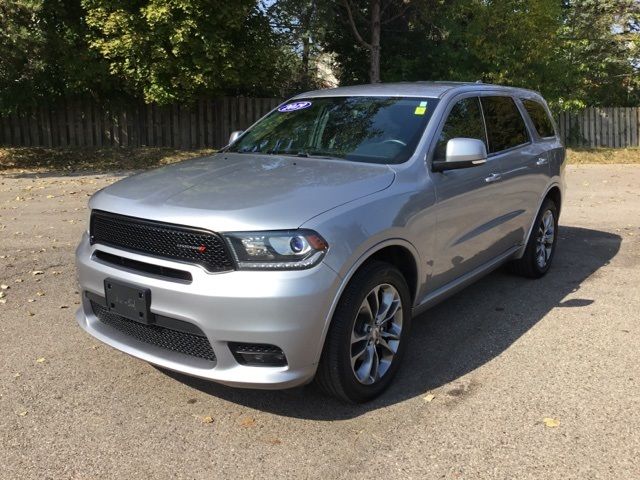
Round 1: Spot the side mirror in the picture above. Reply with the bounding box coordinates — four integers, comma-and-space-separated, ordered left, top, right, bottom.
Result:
229, 130, 244, 144
432, 138, 487, 172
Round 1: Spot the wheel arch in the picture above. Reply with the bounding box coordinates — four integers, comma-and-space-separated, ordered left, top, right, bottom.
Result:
514, 183, 562, 259
314, 239, 422, 365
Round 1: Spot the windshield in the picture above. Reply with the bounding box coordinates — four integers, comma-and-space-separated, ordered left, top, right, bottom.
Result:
227, 96, 439, 164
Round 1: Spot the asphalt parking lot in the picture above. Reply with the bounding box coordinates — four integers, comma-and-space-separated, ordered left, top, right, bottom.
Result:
1, 164, 639, 479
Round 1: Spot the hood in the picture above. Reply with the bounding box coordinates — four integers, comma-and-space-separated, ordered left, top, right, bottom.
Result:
90, 153, 395, 231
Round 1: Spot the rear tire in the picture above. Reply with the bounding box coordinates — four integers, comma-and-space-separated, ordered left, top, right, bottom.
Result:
315, 261, 411, 403
508, 198, 558, 278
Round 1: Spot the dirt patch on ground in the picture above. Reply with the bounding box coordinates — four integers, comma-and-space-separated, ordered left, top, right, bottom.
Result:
0, 147, 215, 174
0, 164, 639, 479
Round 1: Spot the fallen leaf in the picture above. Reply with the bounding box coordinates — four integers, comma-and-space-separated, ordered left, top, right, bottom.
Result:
15, 279, 23, 283
0, 291, 5, 298
0, 284, 8, 290
31, 270, 44, 276
423, 394, 436, 403
14, 372, 21, 378
46, 195, 55, 199
239, 416, 256, 427
36, 357, 46, 364
27, 311, 35, 317
18, 411, 28, 417
201, 416, 214, 424
59, 305, 69, 309
27, 299, 35, 303
542, 417, 560, 428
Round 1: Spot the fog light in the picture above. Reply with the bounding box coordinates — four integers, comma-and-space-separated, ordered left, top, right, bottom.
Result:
229, 342, 287, 367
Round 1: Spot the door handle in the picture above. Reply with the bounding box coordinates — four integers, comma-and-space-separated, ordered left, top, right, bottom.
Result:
536, 157, 549, 166
485, 173, 502, 183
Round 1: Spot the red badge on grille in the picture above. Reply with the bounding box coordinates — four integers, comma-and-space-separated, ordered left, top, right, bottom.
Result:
197, 245, 207, 253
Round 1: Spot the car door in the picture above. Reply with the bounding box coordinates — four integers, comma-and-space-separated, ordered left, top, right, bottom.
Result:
479, 95, 547, 249
428, 95, 513, 291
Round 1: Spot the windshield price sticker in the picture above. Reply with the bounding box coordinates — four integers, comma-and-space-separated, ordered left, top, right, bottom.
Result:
278, 101, 312, 112
414, 101, 428, 115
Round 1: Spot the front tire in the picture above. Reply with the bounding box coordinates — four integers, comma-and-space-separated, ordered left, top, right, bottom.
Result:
315, 261, 411, 403
509, 198, 558, 278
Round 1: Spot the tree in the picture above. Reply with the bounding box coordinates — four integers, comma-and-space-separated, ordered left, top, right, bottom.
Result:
82, 0, 297, 104
324, 0, 639, 108
557, 0, 640, 108
262, 0, 328, 92
0, 0, 115, 112
339, 0, 413, 83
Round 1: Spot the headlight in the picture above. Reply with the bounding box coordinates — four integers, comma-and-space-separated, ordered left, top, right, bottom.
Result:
224, 230, 328, 270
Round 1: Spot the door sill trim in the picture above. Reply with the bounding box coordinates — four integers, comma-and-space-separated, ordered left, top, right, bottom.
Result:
412, 245, 521, 316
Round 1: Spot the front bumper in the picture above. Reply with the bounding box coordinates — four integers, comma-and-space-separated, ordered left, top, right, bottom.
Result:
75, 233, 341, 389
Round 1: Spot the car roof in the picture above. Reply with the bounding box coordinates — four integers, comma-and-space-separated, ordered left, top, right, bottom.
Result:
293, 81, 541, 99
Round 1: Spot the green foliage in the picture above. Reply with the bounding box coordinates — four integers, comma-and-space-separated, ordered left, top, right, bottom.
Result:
322, 0, 639, 109
0, 0, 118, 113
0, 0, 638, 112
82, 0, 296, 104
557, 0, 640, 109
0, 1, 45, 112
261, 0, 330, 92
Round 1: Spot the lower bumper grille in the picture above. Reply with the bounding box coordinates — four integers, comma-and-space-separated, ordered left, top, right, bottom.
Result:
91, 301, 216, 362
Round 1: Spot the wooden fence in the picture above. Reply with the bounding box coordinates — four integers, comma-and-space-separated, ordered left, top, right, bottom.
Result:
557, 107, 640, 148
0, 101, 638, 149
0, 97, 282, 149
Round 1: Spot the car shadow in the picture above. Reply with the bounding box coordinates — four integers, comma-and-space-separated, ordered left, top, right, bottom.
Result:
161, 225, 621, 420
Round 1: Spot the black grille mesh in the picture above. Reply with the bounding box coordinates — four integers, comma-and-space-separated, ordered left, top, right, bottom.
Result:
91, 301, 216, 362
90, 210, 234, 272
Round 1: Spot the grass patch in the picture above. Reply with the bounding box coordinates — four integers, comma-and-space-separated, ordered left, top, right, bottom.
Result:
0, 147, 215, 174
567, 148, 640, 164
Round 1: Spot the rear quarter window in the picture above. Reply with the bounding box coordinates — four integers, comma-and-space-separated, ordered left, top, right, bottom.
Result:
480, 96, 529, 154
522, 99, 556, 138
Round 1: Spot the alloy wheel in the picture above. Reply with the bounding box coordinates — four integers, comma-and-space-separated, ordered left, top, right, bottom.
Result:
350, 284, 403, 385
535, 209, 555, 269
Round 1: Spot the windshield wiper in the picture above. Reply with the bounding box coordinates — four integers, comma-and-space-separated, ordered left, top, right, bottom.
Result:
300, 150, 344, 161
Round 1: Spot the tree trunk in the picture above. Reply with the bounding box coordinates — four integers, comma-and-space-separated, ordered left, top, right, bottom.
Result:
369, 0, 381, 83
299, 0, 316, 89
301, 35, 310, 88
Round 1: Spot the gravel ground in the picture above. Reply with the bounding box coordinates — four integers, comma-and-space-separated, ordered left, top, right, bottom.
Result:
1, 164, 639, 479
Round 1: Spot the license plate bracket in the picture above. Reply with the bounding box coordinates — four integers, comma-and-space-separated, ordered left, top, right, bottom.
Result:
104, 278, 153, 324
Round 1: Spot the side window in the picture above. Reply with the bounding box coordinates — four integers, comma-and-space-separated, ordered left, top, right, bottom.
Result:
522, 99, 555, 138
480, 96, 529, 153
434, 97, 486, 160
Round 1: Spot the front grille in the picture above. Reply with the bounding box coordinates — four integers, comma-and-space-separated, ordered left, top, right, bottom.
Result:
91, 301, 216, 362
90, 210, 235, 273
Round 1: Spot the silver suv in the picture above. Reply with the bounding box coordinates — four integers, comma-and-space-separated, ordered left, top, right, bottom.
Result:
76, 82, 565, 402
